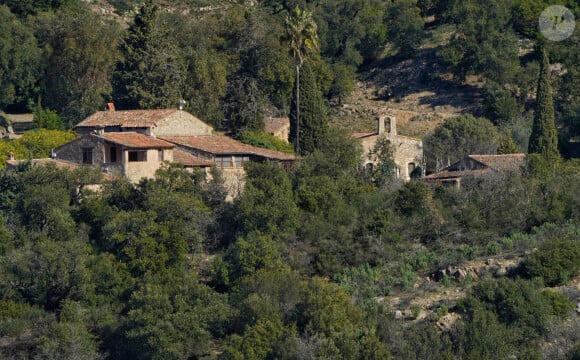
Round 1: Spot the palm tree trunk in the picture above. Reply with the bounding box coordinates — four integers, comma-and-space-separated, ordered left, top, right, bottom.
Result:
295, 63, 300, 156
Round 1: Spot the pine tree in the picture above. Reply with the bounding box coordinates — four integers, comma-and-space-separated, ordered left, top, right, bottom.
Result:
498, 131, 520, 154
112, 0, 185, 110
528, 48, 559, 161
289, 62, 328, 155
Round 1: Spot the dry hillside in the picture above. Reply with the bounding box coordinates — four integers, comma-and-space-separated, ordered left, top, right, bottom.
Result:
331, 24, 484, 139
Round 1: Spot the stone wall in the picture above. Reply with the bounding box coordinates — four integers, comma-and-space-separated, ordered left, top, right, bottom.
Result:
123, 148, 174, 183
153, 111, 213, 137
55, 135, 176, 183
55, 136, 106, 167
392, 135, 423, 180
221, 168, 246, 201
357, 115, 423, 181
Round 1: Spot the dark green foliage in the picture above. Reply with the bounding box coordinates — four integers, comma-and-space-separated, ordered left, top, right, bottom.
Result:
0, 300, 56, 358
482, 82, 522, 127
424, 115, 499, 172
528, 49, 560, 161
387, 0, 425, 59
181, 47, 227, 128
112, 0, 185, 110
497, 131, 521, 155
107, 0, 135, 15
239, 131, 294, 154
232, 269, 302, 325
295, 174, 344, 217
123, 271, 231, 359
315, 0, 388, 66
466, 278, 552, 334
394, 181, 430, 217
0, 5, 42, 111
328, 63, 355, 103
33, 107, 63, 130
366, 135, 397, 187
35, 300, 100, 360
541, 290, 574, 318
0, 146, 579, 358
455, 277, 571, 359
235, 162, 299, 236
0, 0, 73, 16
521, 237, 580, 286
165, 10, 229, 128
511, 0, 558, 38
224, 75, 266, 135
225, 232, 287, 283
385, 321, 453, 359
0, 236, 91, 311
222, 317, 290, 359
417, 0, 449, 17
34, 3, 120, 126
297, 277, 365, 358
2, 2, 580, 357
571, 343, 580, 360
289, 61, 328, 155
442, 0, 519, 83
223, 8, 294, 134
456, 301, 519, 359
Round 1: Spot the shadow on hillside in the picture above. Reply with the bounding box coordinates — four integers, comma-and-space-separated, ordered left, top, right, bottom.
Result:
362, 48, 482, 114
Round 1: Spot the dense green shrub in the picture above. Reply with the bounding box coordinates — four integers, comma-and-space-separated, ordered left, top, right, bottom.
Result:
239, 131, 294, 154
521, 237, 580, 286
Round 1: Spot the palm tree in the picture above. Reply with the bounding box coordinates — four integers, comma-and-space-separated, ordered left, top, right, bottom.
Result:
285, 6, 318, 155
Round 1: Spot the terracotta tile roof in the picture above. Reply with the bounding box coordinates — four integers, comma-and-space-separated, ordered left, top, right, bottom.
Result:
265, 117, 289, 134
173, 149, 212, 167
96, 132, 174, 149
75, 109, 181, 128
160, 135, 295, 161
6, 158, 114, 179
352, 132, 377, 139
467, 154, 525, 172
423, 169, 490, 180
6, 158, 81, 170
423, 154, 526, 181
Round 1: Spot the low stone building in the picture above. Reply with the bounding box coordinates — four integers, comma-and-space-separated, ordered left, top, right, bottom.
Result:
353, 115, 423, 181
53, 131, 176, 183
161, 135, 296, 198
19, 107, 296, 196
422, 153, 526, 187
74, 106, 213, 137
1, 113, 34, 139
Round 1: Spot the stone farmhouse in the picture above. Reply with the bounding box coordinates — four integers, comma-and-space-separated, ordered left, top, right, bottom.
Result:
422, 153, 526, 187
74, 104, 213, 137
353, 115, 424, 181
38, 107, 295, 194
53, 131, 176, 182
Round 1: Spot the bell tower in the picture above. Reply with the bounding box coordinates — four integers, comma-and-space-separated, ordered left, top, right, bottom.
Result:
378, 114, 397, 138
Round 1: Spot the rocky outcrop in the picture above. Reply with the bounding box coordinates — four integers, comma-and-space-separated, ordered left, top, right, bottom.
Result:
431, 266, 479, 282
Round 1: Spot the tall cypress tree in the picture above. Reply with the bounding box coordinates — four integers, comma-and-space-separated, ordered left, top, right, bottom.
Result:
289, 62, 327, 155
112, 0, 185, 110
528, 48, 559, 161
